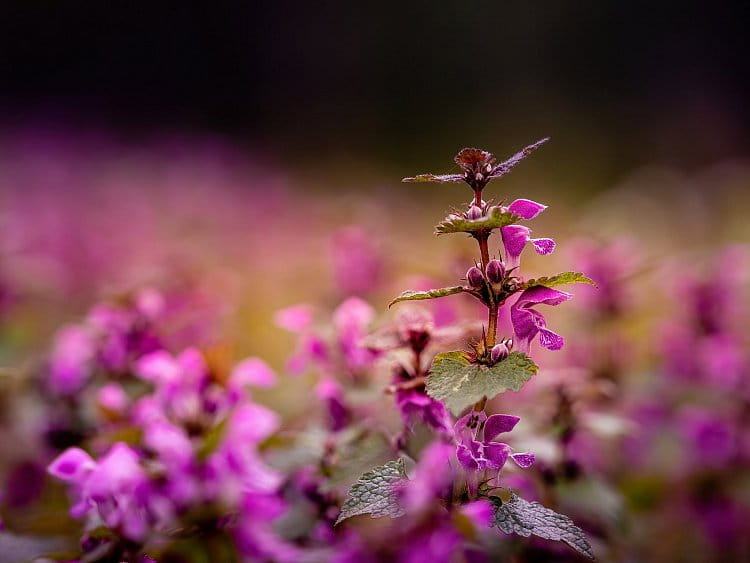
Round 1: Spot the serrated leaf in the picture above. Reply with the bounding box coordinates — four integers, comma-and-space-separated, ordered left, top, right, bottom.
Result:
490, 494, 594, 559
426, 351, 537, 415
402, 173, 464, 183
335, 459, 407, 525
435, 207, 519, 235
523, 272, 596, 289
489, 137, 550, 179
388, 286, 465, 308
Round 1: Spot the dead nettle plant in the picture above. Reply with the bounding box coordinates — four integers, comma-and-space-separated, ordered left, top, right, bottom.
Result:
337, 139, 597, 559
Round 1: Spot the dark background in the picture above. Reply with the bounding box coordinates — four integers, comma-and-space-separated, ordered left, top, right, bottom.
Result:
2, 1, 749, 184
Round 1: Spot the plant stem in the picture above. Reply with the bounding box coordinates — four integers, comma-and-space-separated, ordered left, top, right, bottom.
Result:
477, 233, 490, 273
487, 304, 498, 348
473, 189, 482, 207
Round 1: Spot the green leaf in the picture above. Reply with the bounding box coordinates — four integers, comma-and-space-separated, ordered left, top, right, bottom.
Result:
335, 459, 407, 525
490, 494, 595, 559
426, 351, 537, 415
435, 207, 519, 235
402, 173, 464, 183
522, 272, 596, 289
388, 286, 465, 308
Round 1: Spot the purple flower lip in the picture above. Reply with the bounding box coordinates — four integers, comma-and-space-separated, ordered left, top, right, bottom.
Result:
511, 286, 573, 353
454, 411, 535, 472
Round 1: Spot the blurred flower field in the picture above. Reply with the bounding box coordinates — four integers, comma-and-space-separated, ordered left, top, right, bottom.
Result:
0, 130, 749, 562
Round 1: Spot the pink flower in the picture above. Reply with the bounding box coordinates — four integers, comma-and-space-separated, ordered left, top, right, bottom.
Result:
454, 411, 534, 472
501, 225, 556, 272
48, 325, 95, 396
511, 286, 573, 353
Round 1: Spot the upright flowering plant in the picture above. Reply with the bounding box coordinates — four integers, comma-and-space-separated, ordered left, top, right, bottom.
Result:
339, 139, 597, 558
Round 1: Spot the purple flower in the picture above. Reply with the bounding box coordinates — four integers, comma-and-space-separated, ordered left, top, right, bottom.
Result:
274, 304, 314, 333
497, 198, 554, 271
679, 409, 736, 468
48, 447, 96, 483
507, 198, 547, 220
205, 402, 282, 503
454, 411, 534, 472
96, 382, 129, 415
315, 375, 350, 431
511, 286, 573, 353
402, 442, 455, 512
228, 357, 277, 401
395, 388, 453, 436
333, 297, 378, 373
47, 325, 95, 396
49, 443, 156, 541
501, 225, 556, 271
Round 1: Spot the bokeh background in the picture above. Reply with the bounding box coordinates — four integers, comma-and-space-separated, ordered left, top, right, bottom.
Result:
1, 2, 750, 562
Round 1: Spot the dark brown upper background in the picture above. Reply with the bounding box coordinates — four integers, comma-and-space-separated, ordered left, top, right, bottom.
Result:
1, 1, 749, 189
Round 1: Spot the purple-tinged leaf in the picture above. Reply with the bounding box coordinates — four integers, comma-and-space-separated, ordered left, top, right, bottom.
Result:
490, 494, 594, 559
489, 138, 550, 179
335, 459, 407, 525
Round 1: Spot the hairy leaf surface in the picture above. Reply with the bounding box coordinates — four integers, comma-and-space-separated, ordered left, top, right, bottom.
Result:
388, 286, 465, 308
490, 494, 594, 559
522, 272, 596, 289
335, 459, 407, 525
426, 351, 537, 415
435, 207, 519, 235
402, 173, 464, 183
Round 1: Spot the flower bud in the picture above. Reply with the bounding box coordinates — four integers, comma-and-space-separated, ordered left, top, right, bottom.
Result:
466, 204, 483, 220
490, 342, 510, 363
466, 266, 485, 289
486, 259, 505, 284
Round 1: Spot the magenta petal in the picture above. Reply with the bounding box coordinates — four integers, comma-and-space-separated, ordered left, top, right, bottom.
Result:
230, 358, 277, 389
515, 286, 573, 307
501, 225, 531, 270
454, 411, 486, 441
48, 447, 95, 483
484, 442, 511, 469
510, 452, 535, 468
484, 414, 521, 442
274, 304, 314, 333
531, 237, 556, 255
460, 499, 494, 528
456, 444, 478, 470
539, 327, 565, 350
508, 199, 547, 220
